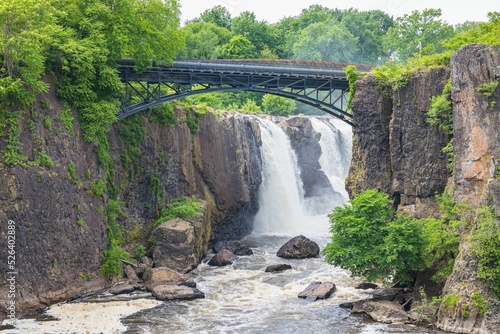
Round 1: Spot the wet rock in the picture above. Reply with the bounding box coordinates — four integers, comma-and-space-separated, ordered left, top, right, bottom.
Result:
213, 240, 253, 255
355, 282, 379, 290
352, 300, 410, 324
276, 235, 320, 259
265, 264, 292, 273
109, 284, 138, 295
142, 267, 186, 290
339, 302, 355, 309
124, 265, 140, 283
151, 285, 205, 301
298, 281, 336, 300
134, 263, 148, 278
372, 288, 405, 301
208, 250, 236, 266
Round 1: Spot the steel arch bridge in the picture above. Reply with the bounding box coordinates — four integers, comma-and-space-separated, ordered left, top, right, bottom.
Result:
116, 59, 370, 126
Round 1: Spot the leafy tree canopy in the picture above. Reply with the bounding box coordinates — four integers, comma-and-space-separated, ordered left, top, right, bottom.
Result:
178, 21, 231, 59
218, 35, 259, 59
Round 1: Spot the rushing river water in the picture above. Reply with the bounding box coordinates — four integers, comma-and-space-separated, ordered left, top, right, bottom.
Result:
4, 116, 445, 334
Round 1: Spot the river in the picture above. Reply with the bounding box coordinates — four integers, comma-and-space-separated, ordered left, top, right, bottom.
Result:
4, 116, 445, 334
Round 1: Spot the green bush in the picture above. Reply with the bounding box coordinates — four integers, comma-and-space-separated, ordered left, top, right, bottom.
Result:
156, 197, 203, 227
322, 189, 425, 283
427, 79, 453, 135
472, 205, 500, 298
261, 94, 296, 116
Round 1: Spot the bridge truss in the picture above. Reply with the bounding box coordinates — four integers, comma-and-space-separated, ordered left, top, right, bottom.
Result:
117, 60, 354, 126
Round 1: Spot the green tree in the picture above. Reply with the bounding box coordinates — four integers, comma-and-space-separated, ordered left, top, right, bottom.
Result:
178, 21, 231, 59
443, 12, 500, 51
218, 35, 258, 59
293, 19, 358, 62
262, 94, 296, 115
383, 9, 454, 61
322, 189, 425, 283
199, 5, 232, 29
231, 11, 275, 55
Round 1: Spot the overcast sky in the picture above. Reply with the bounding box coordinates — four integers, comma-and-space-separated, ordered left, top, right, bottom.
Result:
178, 0, 500, 26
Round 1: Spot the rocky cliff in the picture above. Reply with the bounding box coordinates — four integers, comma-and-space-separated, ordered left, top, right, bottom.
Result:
348, 67, 451, 217
0, 78, 263, 317
348, 45, 500, 333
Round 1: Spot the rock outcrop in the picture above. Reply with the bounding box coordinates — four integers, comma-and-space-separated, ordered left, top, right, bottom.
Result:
298, 281, 336, 300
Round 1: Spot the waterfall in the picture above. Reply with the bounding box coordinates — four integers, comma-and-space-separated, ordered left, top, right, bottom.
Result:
252, 117, 352, 236
310, 117, 352, 202
252, 118, 306, 235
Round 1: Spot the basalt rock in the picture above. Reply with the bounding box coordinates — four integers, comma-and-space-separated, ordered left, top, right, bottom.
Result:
352, 300, 410, 324
151, 285, 205, 301
276, 235, 320, 259
356, 283, 379, 290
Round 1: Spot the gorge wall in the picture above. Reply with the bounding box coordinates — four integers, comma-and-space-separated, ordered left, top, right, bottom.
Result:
348, 44, 500, 333
0, 80, 264, 316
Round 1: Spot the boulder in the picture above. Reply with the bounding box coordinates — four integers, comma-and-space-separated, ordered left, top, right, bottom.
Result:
141, 256, 153, 268
276, 235, 320, 259
151, 285, 205, 301
152, 218, 201, 273
298, 281, 336, 300
352, 300, 410, 324
142, 267, 186, 290
265, 264, 292, 273
208, 250, 236, 266
213, 240, 253, 255
356, 282, 379, 290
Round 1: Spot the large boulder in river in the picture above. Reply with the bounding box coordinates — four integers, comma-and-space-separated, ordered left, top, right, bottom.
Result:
298, 281, 336, 300
265, 264, 292, 273
208, 250, 236, 266
351, 300, 410, 324
276, 235, 320, 259
213, 240, 253, 255
152, 205, 209, 273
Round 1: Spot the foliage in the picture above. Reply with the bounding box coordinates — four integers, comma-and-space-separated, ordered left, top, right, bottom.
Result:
240, 99, 261, 113
90, 179, 105, 198
412, 287, 442, 324
67, 163, 77, 183
230, 11, 275, 55
471, 205, 500, 298
441, 294, 460, 314
155, 197, 203, 227
178, 21, 231, 59
198, 5, 232, 29
43, 116, 52, 131
476, 81, 498, 107
344, 65, 359, 111
218, 35, 258, 59
3, 113, 28, 167
261, 94, 296, 115
146, 103, 177, 126
118, 115, 145, 178
383, 9, 455, 61
101, 238, 129, 277
101, 199, 129, 277
427, 79, 453, 134
471, 292, 490, 316
443, 12, 500, 51
441, 139, 454, 175
292, 19, 358, 62
59, 106, 74, 136
133, 244, 146, 260
322, 189, 424, 283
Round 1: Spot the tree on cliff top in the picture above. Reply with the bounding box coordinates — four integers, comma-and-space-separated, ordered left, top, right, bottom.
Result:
383, 8, 454, 61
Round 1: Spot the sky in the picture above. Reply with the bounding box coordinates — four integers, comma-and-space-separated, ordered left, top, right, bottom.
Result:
178, 0, 500, 26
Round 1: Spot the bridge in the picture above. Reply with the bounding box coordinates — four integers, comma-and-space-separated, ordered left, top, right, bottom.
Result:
116, 59, 372, 126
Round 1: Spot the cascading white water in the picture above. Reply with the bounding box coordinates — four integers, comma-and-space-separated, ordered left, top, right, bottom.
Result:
252, 118, 307, 235
310, 117, 353, 202
252, 116, 353, 236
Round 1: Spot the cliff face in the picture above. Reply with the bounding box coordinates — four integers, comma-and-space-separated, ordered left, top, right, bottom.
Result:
436, 45, 500, 334
0, 79, 263, 316
349, 45, 500, 333
348, 68, 450, 217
